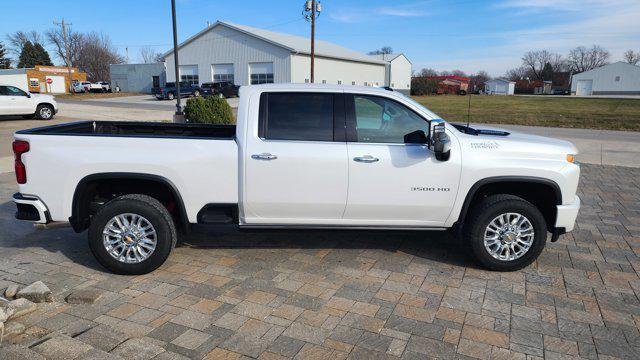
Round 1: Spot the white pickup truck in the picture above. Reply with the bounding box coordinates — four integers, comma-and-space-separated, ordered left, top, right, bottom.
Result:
0, 85, 58, 120
12, 84, 580, 274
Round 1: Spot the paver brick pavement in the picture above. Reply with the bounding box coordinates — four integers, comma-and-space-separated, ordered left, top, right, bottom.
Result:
0, 164, 639, 359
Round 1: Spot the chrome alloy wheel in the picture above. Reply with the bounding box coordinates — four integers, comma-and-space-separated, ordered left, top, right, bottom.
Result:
483, 212, 534, 261
102, 213, 157, 264
40, 106, 52, 119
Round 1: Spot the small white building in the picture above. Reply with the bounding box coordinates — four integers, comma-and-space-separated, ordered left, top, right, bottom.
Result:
162, 21, 411, 94
485, 79, 515, 95
571, 62, 640, 96
369, 53, 412, 93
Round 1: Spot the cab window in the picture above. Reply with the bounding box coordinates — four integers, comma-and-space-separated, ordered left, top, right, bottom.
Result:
349, 95, 429, 143
3, 86, 27, 96
259, 92, 338, 142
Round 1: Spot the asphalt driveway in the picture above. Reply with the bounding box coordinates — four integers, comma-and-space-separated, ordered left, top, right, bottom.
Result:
1, 163, 639, 359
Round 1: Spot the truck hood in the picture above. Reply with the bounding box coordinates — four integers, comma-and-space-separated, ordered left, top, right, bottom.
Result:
459, 124, 578, 155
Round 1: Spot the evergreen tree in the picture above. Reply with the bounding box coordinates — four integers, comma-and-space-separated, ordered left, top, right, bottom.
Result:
17, 41, 53, 68
0, 41, 11, 69
541, 62, 554, 81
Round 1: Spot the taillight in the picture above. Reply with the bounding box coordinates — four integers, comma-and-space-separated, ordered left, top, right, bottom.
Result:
13, 140, 29, 184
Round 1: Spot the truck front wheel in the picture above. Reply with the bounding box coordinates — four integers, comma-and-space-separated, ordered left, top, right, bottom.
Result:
465, 194, 547, 271
88, 194, 177, 275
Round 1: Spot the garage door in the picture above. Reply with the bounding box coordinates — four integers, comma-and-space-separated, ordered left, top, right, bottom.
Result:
249, 62, 274, 85
212, 64, 234, 83
45, 76, 66, 93
576, 80, 593, 96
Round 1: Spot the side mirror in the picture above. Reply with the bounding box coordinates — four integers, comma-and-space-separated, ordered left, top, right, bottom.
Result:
404, 130, 428, 144
25, 93, 31, 98
430, 122, 451, 161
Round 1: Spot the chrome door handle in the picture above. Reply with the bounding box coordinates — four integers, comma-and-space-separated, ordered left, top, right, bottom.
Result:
353, 155, 379, 163
251, 153, 278, 160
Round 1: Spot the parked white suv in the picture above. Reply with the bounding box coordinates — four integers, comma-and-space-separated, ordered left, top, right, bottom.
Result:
0, 85, 58, 120
11, 84, 580, 274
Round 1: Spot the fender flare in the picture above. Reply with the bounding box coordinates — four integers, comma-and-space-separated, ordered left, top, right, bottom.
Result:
455, 176, 562, 228
69, 172, 189, 233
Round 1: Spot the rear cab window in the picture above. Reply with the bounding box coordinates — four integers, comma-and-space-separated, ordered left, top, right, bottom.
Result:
258, 92, 345, 142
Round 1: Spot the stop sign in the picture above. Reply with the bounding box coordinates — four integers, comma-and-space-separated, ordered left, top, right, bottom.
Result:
46, 78, 53, 84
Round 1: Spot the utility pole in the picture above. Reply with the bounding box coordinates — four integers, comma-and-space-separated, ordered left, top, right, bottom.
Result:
171, 0, 184, 122
53, 19, 74, 95
303, 0, 321, 83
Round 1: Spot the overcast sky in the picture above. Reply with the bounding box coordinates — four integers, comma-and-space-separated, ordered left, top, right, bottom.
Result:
1, 0, 639, 76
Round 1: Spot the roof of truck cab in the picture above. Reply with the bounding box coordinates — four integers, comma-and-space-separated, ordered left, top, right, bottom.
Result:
244, 83, 395, 93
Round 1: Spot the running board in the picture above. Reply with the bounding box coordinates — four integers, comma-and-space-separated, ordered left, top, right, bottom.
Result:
238, 224, 448, 231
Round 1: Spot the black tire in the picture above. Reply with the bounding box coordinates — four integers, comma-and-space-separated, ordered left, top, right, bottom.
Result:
464, 194, 547, 271
167, 92, 175, 100
88, 194, 177, 275
35, 104, 54, 120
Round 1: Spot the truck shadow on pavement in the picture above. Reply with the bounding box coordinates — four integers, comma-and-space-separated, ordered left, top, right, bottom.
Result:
0, 199, 479, 274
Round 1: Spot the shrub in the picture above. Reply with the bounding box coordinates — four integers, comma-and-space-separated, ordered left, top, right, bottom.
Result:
411, 78, 440, 96
184, 96, 234, 124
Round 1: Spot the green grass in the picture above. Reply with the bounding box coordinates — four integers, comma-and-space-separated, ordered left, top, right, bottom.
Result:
411, 95, 640, 131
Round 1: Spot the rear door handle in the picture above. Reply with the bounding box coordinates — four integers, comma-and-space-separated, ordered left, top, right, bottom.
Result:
353, 155, 379, 163
251, 153, 278, 160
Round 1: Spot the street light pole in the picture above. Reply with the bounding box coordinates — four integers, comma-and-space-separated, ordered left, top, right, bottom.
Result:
171, 0, 184, 122
303, 1, 321, 83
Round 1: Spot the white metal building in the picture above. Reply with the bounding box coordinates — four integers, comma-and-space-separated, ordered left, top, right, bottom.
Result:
485, 79, 515, 95
369, 53, 412, 93
571, 62, 640, 96
162, 21, 411, 93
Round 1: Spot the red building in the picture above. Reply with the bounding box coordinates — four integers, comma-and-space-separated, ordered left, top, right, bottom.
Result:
426, 76, 471, 94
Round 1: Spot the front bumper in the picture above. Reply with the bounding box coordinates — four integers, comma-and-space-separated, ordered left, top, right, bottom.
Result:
13, 193, 51, 224
555, 195, 580, 232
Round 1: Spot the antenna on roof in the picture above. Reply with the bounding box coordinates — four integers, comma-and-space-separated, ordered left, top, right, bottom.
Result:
466, 92, 471, 129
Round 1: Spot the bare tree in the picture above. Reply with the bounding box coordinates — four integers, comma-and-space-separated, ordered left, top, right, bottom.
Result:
417, 68, 438, 77
368, 46, 393, 55
46, 26, 84, 67
78, 32, 124, 81
6, 30, 43, 57
504, 66, 530, 81
469, 70, 490, 91
567, 45, 610, 73
521, 50, 564, 80
139, 46, 163, 63
623, 49, 639, 65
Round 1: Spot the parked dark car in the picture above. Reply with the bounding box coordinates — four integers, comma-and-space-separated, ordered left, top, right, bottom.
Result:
552, 88, 570, 95
155, 82, 202, 100
201, 81, 240, 98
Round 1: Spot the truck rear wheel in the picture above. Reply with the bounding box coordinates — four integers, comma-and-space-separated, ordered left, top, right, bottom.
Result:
465, 194, 546, 271
88, 194, 177, 275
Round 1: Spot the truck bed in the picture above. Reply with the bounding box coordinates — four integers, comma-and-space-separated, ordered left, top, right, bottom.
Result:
16, 121, 236, 140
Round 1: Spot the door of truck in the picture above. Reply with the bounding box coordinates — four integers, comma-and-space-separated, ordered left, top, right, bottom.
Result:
342, 94, 461, 226
243, 91, 348, 224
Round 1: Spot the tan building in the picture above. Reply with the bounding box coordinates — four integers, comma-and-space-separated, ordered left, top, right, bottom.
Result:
0, 65, 87, 94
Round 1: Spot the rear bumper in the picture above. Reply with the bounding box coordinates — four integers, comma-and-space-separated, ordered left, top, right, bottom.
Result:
555, 195, 580, 232
13, 193, 51, 224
